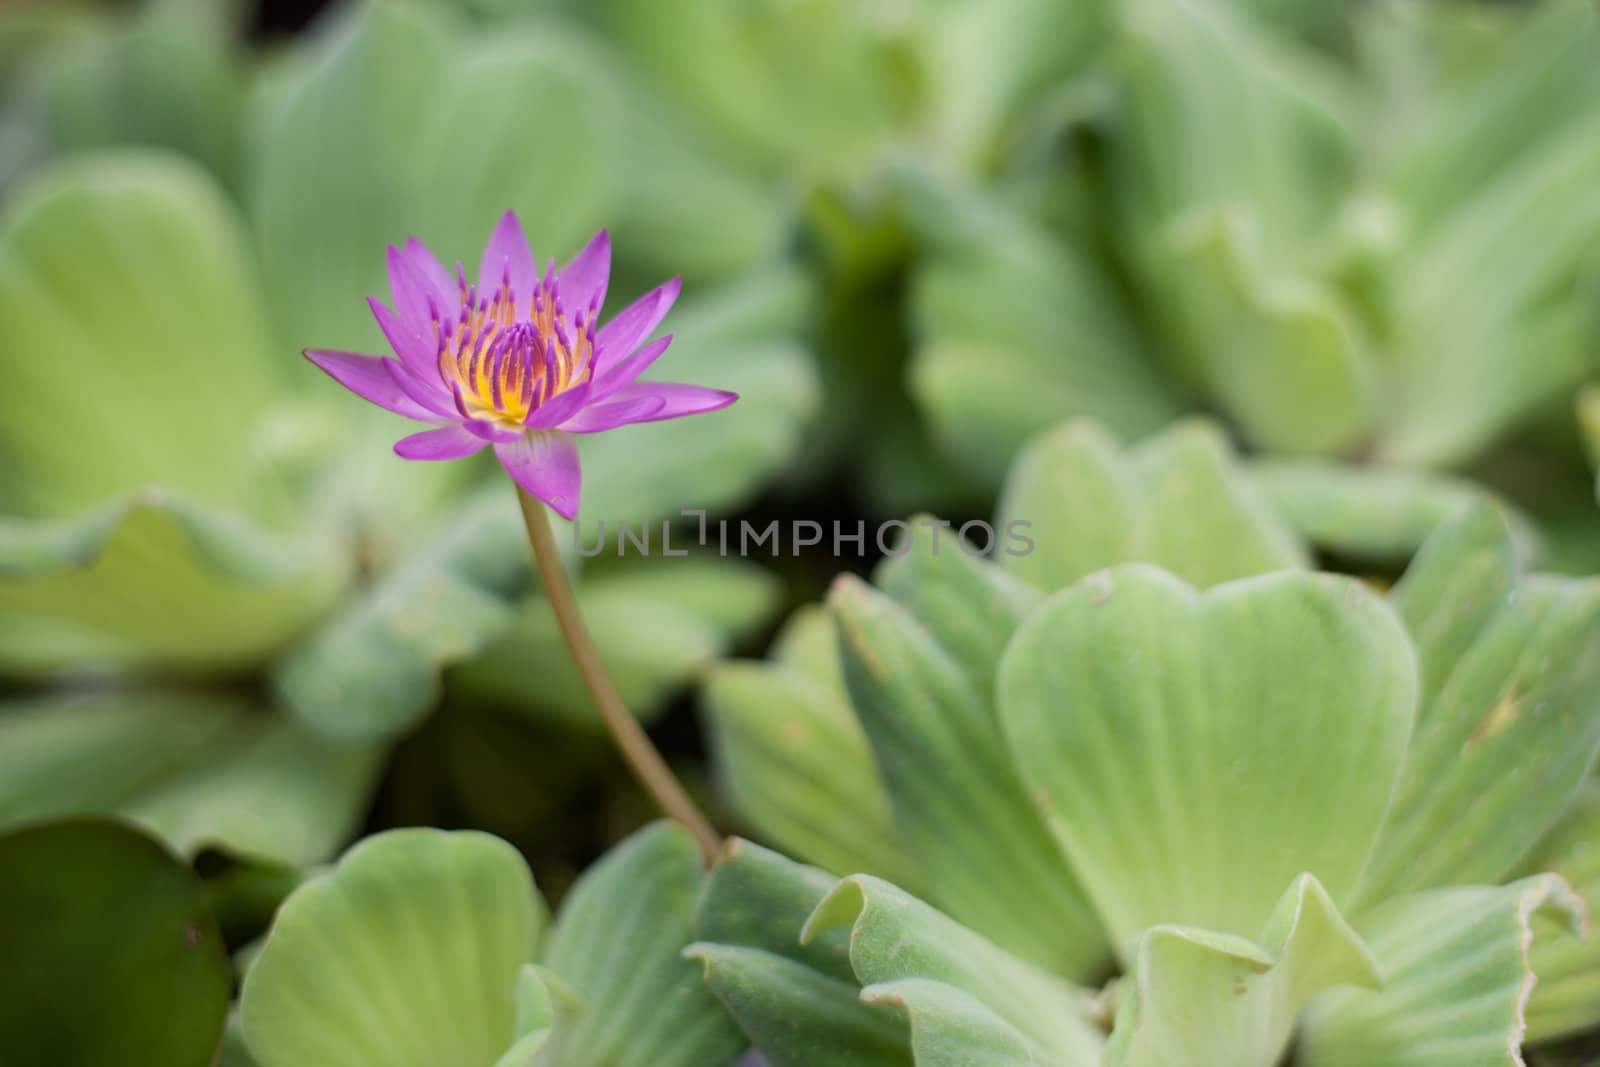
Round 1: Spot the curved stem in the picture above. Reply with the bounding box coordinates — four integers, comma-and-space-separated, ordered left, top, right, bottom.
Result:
515, 486, 723, 864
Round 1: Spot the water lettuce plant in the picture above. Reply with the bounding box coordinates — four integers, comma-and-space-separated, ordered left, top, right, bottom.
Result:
239, 821, 744, 1067
3, 0, 1599, 1063
697, 420, 1600, 1064
907, 0, 1600, 558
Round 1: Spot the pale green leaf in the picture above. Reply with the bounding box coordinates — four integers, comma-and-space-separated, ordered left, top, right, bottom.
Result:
0, 150, 285, 517
859, 979, 1037, 1067
703, 659, 902, 882
591, 0, 901, 177
830, 574, 1111, 979
242, 828, 540, 1067
1106, 874, 1379, 1067
0, 493, 344, 677
272, 488, 529, 743
0, 690, 377, 866
1519, 781, 1600, 1043
23, 2, 243, 188
996, 420, 1307, 594
687, 838, 914, 1067
1250, 458, 1532, 564
998, 566, 1416, 957
541, 822, 744, 1067
687, 945, 913, 1067
1147, 207, 1373, 455
909, 201, 1177, 485
1300, 876, 1586, 1067
805, 875, 1102, 1065
1357, 511, 1600, 902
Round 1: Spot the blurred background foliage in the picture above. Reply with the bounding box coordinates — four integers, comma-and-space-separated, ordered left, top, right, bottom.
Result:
0, 0, 1598, 1060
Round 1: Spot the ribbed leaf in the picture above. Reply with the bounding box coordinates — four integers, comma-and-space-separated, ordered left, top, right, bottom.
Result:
541, 822, 744, 1067
830, 574, 1111, 979
0, 493, 344, 677
0, 150, 281, 516
1382, 111, 1600, 465
1146, 206, 1371, 455
591, 0, 900, 176
1357, 510, 1600, 902
1518, 781, 1600, 1043
272, 488, 528, 742
242, 829, 540, 1067
0, 690, 378, 866
1299, 876, 1586, 1066
688, 945, 912, 1067
687, 838, 913, 1067
996, 420, 1306, 594
998, 566, 1416, 957
21, 1, 243, 188
1116, 0, 1354, 246
805, 876, 1103, 1065
703, 658, 900, 882
1251, 459, 1528, 564
909, 199, 1177, 485
1106, 875, 1379, 1067
914, 0, 1105, 171
859, 980, 1037, 1067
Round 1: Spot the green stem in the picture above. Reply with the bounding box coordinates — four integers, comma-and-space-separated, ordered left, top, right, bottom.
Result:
515, 486, 723, 864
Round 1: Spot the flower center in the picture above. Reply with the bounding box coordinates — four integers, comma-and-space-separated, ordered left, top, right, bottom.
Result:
433, 263, 596, 426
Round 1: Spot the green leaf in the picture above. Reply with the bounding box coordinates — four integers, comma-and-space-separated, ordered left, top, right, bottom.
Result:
1114, 0, 1370, 455
23, 1, 244, 189
1381, 110, 1600, 466
1299, 876, 1586, 1067
1116, 0, 1353, 253
456, 558, 780, 728
1519, 781, 1600, 1042
859, 980, 1037, 1067
252, 3, 617, 354
608, 85, 786, 282
0, 150, 284, 517
0, 690, 379, 866
272, 488, 529, 743
1147, 206, 1372, 455
1356, 510, 1600, 902
0, 493, 345, 677
687, 838, 913, 1067
1250, 458, 1532, 564
703, 656, 902, 882
1106, 874, 1379, 1067
908, 198, 1178, 485
688, 945, 913, 1067
0, 818, 230, 1067
242, 828, 540, 1067
541, 822, 745, 1067
592, 0, 902, 177
1373, 0, 1600, 229
830, 573, 1111, 979
805, 875, 1103, 1065
875, 517, 1043, 700
996, 421, 1307, 594
998, 566, 1417, 957
913, 0, 1104, 172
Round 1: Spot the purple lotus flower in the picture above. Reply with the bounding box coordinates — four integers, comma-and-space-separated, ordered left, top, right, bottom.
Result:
307, 212, 737, 519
